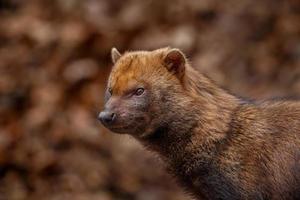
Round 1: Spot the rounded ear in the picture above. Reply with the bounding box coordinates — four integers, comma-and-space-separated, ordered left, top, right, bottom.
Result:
111, 47, 122, 64
164, 48, 186, 78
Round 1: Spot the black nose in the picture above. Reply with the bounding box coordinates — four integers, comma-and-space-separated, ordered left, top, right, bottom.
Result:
98, 111, 116, 125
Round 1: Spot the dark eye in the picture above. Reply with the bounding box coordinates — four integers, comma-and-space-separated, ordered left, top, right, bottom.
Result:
134, 88, 144, 96
108, 88, 112, 95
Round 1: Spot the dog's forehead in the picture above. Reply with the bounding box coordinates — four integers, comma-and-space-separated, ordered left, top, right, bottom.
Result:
108, 54, 144, 93
108, 50, 167, 94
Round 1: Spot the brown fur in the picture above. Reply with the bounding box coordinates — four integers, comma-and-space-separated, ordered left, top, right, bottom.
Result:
100, 47, 300, 200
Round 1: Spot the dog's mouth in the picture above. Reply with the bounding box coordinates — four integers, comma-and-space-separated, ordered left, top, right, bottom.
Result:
99, 113, 149, 135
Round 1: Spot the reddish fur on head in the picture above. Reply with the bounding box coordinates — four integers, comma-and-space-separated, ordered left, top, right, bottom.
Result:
101, 47, 196, 137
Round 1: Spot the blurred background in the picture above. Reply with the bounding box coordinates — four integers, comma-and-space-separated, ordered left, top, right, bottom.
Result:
0, 0, 299, 199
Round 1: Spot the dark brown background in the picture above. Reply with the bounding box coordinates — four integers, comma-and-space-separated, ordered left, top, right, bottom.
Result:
0, 0, 299, 199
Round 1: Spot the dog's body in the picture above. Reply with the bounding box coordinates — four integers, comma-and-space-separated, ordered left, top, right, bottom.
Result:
99, 47, 300, 199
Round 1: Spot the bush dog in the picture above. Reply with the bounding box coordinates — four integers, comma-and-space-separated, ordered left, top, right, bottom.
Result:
99, 47, 300, 200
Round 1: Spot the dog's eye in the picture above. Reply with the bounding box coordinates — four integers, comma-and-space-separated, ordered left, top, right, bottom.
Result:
108, 88, 112, 95
134, 88, 144, 96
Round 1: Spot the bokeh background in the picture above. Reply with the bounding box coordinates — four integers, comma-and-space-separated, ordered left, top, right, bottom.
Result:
0, 0, 299, 199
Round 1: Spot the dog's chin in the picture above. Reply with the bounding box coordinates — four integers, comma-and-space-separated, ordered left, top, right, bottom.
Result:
106, 126, 130, 134
106, 126, 148, 136
105, 124, 142, 135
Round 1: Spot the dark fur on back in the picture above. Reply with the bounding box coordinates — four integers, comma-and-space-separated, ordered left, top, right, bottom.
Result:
141, 63, 300, 200
143, 91, 300, 199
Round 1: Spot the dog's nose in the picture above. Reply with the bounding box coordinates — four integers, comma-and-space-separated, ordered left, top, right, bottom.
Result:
98, 111, 116, 125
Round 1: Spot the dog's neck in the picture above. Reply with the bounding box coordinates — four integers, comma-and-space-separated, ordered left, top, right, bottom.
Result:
141, 67, 242, 173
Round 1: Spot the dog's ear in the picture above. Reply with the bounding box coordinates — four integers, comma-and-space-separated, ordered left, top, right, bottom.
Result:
111, 47, 122, 64
164, 48, 186, 79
